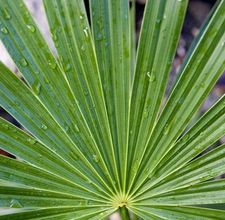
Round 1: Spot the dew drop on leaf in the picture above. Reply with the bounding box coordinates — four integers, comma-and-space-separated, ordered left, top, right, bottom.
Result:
41, 124, 47, 130
147, 71, 156, 82
182, 134, 190, 142
15, 101, 20, 106
3, 8, 11, 20
44, 77, 50, 84
51, 32, 58, 41
75, 124, 80, 133
156, 19, 161, 24
64, 125, 70, 133
83, 27, 88, 37
200, 82, 205, 88
26, 24, 36, 33
93, 154, 100, 163
81, 45, 85, 51
27, 138, 36, 145
65, 63, 71, 71
10, 199, 23, 208
96, 33, 103, 41
1, 27, 8, 34
143, 107, 149, 118
48, 60, 57, 69
20, 58, 28, 67
163, 123, 170, 135
32, 79, 41, 95
3, 124, 9, 130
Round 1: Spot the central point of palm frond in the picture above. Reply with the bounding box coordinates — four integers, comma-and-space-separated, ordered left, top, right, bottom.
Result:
112, 193, 130, 208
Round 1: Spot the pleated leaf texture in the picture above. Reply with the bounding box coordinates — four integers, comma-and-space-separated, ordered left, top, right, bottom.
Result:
1, 0, 225, 219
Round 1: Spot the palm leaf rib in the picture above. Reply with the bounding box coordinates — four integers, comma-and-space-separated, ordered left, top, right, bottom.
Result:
0, 0, 225, 219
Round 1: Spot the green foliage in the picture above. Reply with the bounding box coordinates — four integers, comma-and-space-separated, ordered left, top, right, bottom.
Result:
0, 0, 225, 219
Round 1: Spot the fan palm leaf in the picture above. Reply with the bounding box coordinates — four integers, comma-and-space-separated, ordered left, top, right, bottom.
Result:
0, 0, 225, 219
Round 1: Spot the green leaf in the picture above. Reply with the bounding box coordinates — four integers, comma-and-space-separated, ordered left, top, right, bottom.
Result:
1, 0, 225, 219
0, 62, 112, 199
90, 0, 131, 190
0, 207, 115, 220
127, 0, 188, 192
130, 206, 225, 220
0, 185, 106, 208
0, 155, 108, 203
131, 0, 225, 195
139, 143, 225, 198
134, 179, 225, 205
0, 0, 115, 194
135, 94, 225, 194
0, 118, 109, 201
43, 0, 118, 192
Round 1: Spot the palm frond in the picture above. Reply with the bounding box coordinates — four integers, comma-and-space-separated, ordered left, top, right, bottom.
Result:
0, 0, 225, 219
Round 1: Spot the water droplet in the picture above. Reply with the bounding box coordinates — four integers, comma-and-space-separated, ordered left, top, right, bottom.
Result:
163, 123, 170, 135
41, 124, 47, 130
26, 24, 36, 33
222, 42, 225, 47
1, 27, 8, 34
65, 63, 71, 71
48, 60, 57, 69
3, 8, 11, 20
93, 154, 99, 163
44, 77, 50, 84
3, 124, 9, 130
32, 80, 41, 95
177, 97, 184, 105
83, 27, 88, 37
64, 125, 70, 133
27, 138, 36, 145
200, 82, 205, 88
147, 71, 156, 82
20, 58, 28, 67
143, 107, 149, 118
156, 19, 161, 24
80, 13, 84, 20
182, 134, 190, 142
10, 199, 23, 208
74, 124, 80, 133
15, 101, 20, 106
163, 14, 167, 19
96, 33, 103, 41
51, 32, 58, 41
81, 45, 85, 51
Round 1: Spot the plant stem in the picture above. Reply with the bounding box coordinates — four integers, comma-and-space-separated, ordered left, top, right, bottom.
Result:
132, 213, 139, 220
119, 207, 131, 220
